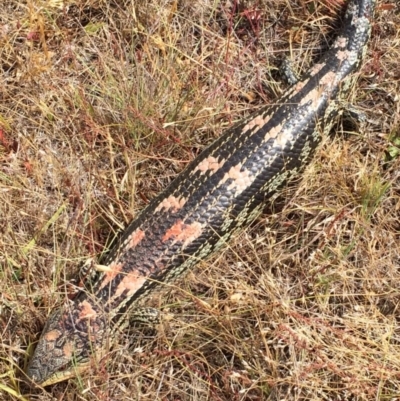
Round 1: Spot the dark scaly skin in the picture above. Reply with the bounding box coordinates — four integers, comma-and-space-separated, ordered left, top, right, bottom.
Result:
27, 0, 375, 386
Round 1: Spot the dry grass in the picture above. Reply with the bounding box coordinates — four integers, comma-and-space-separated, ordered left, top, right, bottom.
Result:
0, 0, 399, 400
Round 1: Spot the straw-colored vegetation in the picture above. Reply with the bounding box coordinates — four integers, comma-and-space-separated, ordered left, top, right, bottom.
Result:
0, 0, 399, 399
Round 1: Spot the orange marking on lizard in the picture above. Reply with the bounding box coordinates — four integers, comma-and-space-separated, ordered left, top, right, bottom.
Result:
98, 262, 123, 290
129, 229, 145, 248
63, 342, 74, 359
265, 123, 283, 142
162, 220, 203, 246
44, 330, 61, 342
219, 163, 255, 194
114, 273, 147, 298
242, 114, 271, 133
309, 63, 325, 76
319, 71, 338, 92
336, 50, 351, 61
155, 195, 187, 213
194, 156, 225, 175
78, 300, 97, 320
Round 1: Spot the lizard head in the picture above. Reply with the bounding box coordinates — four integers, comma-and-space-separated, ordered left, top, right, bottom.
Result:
27, 300, 105, 386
